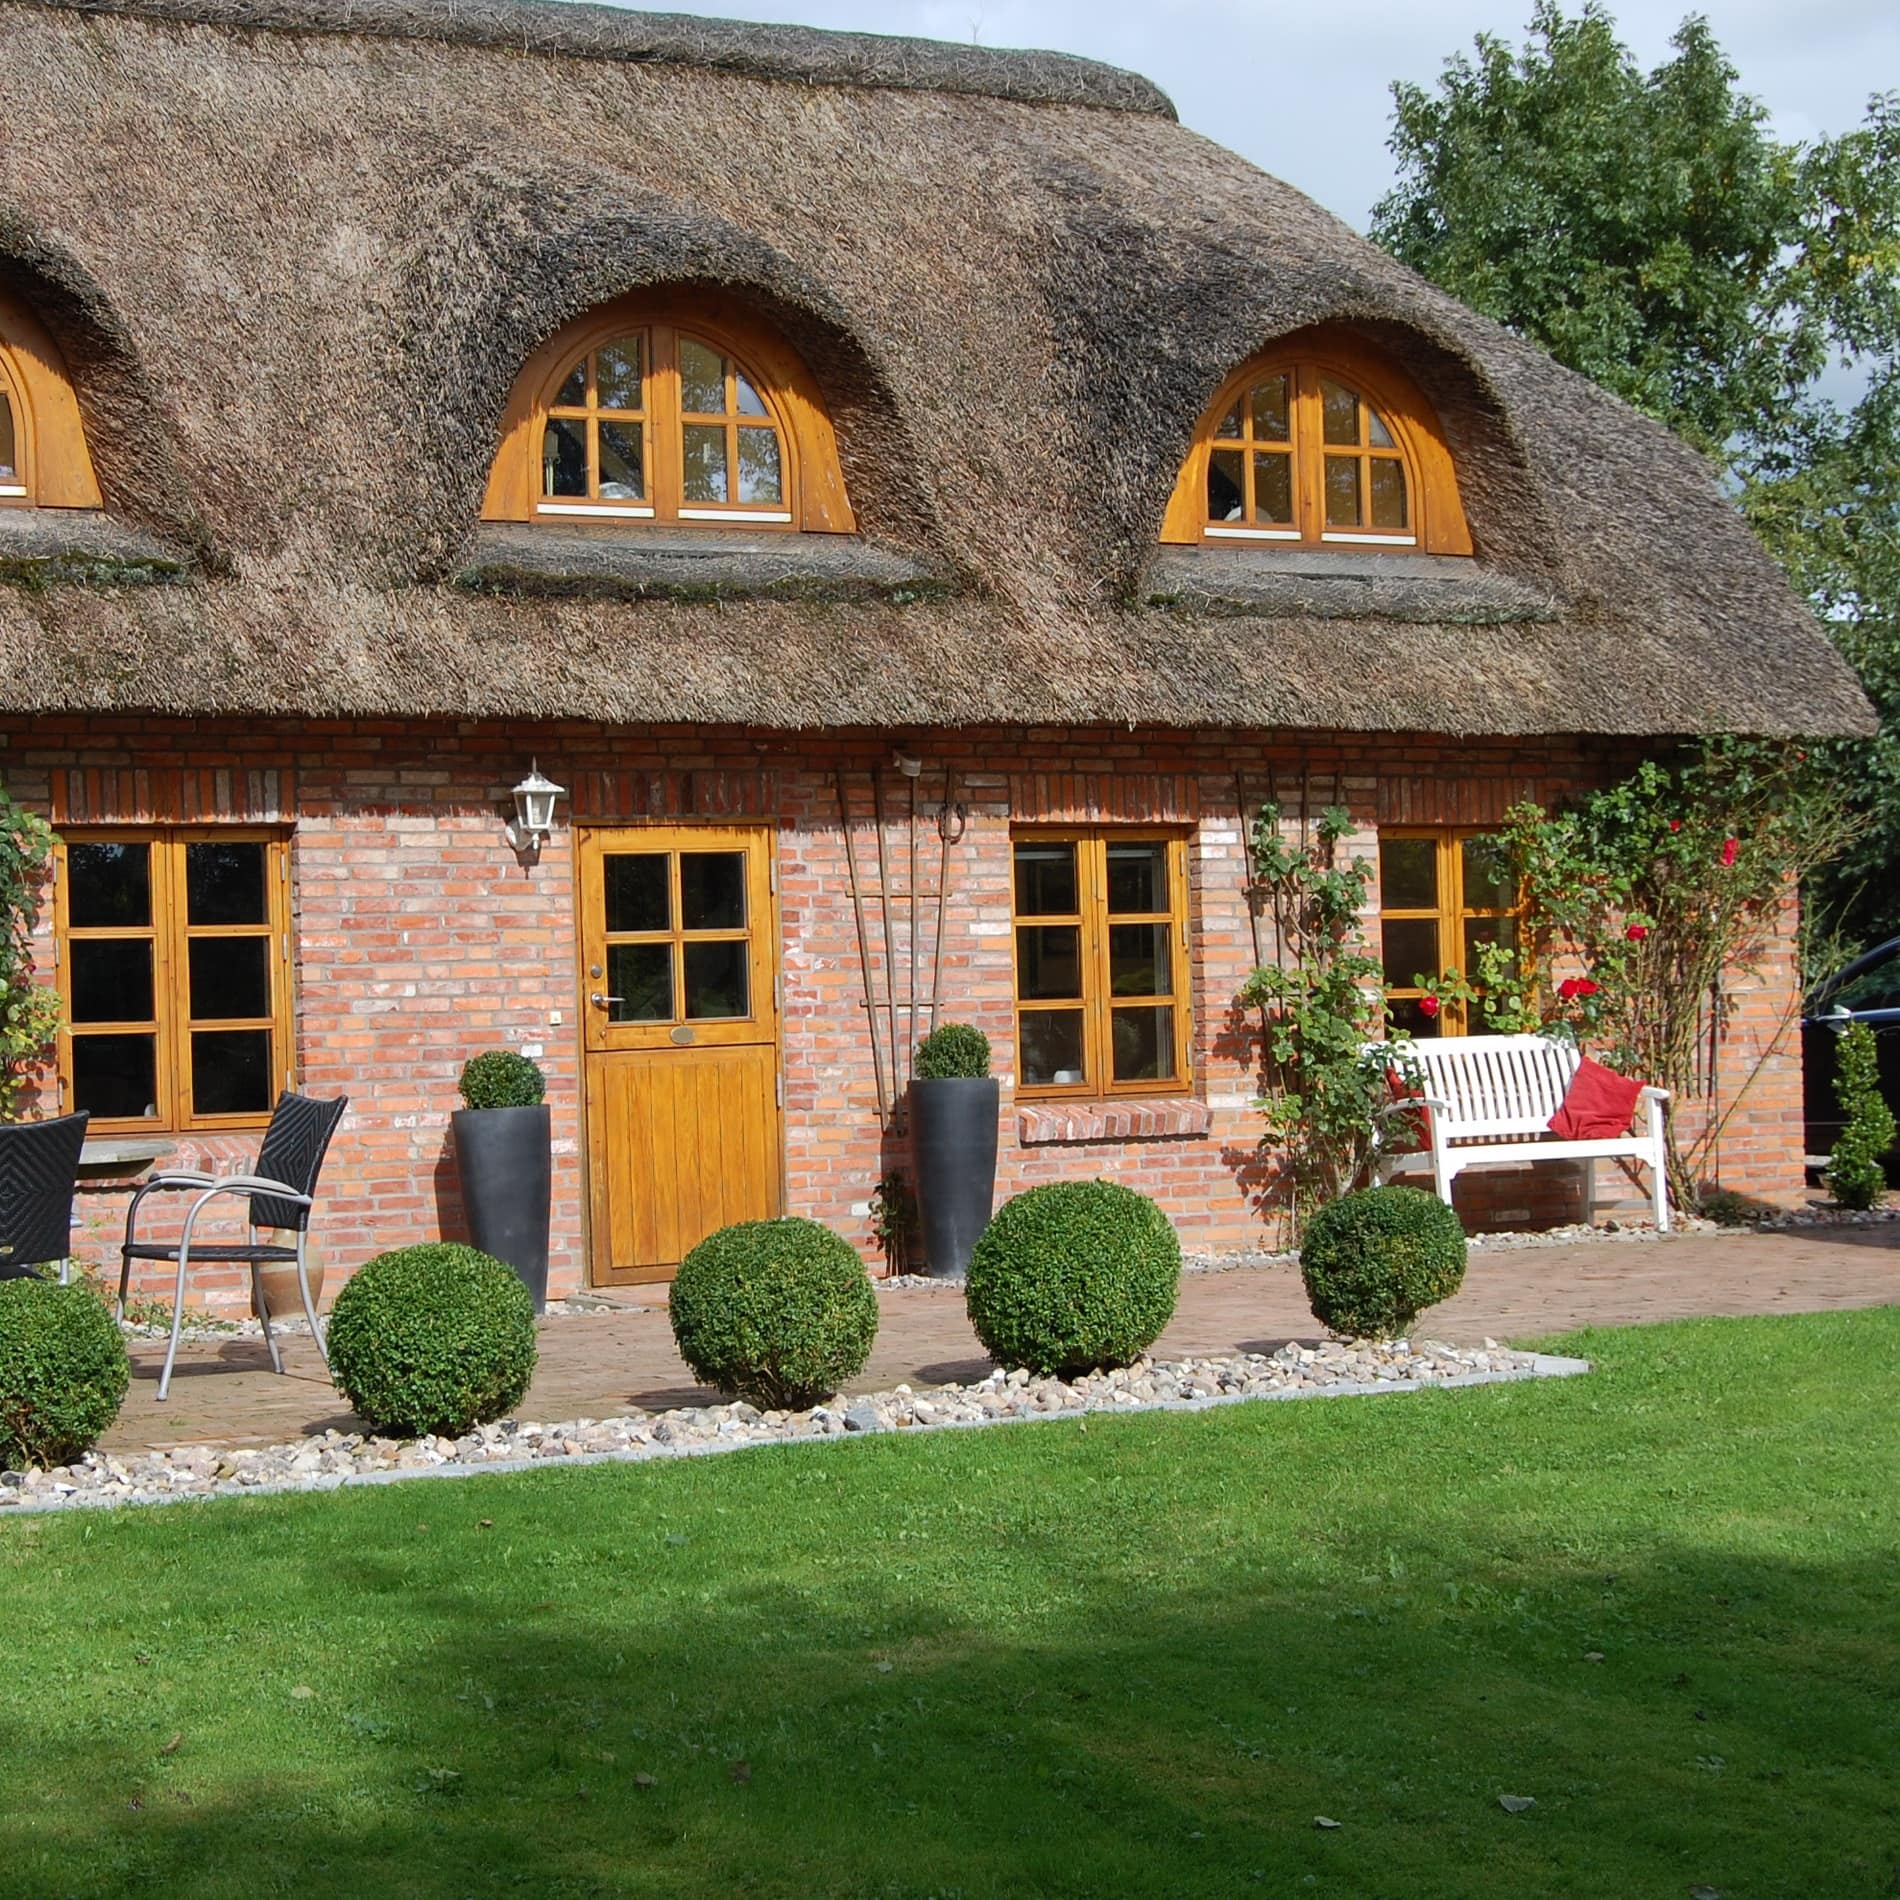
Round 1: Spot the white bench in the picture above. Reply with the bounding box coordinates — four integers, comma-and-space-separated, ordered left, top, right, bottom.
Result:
1373, 1033, 1671, 1231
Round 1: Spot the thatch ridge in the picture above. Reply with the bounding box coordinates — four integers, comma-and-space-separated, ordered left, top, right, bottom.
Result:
21, 0, 1177, 113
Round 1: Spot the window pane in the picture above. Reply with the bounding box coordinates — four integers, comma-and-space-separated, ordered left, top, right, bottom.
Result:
1017, 925, 1083, 1001
192, 1029, 272, 1117
1020, 1010, 1086, 1087
187, 841, 267, 925
1369, 458, 1408, 530
1108, 923, 1171, 997
734, 371, 768, 419
70, 939, 154, 1024
1207, 448, 1244, 522
596, 336, 644, 411
1381, 917, 1441, 991
0, 390, 14, 481
1388, 997, 1442, 1041
72, 1033, 158, 1118
554, 359, 585, 407
1106, 841, 1169, 914
1463, 916, 1520, 978
1461, 836, 1514, 912
604, 856, 668, 934
598, 422, 644, 500
1213, 401, 1242, 439
1380, 837, 1437, 910
1112, 1006, 1175, 1083
1321, 378, 1360, 446
607, 943, 672, 1023
189, 936, 270, 1020
1324, 455, 1362, 527
679, 337, 727, 415
1367, 408, 1395, 449
682, 424, 729, 503
1249, 374, 1290, 441
1014, 842, 1077, 916
684, 941, 749, 1020
736, 429, 783, 504
1254, 451, 1293, 525
680, 853, 746, 931
543, 417, 587, 497
67, 842, 151, 928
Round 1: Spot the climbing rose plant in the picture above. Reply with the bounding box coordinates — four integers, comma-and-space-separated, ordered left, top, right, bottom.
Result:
0, 778, 59, 1118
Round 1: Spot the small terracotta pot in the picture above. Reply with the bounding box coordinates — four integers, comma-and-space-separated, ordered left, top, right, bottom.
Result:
252, 1233, 326, 1322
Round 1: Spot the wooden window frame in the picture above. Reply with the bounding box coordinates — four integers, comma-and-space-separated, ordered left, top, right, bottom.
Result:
1379, 828, 1519, 1037
0, 287, 103, 511
483, 291, 855, 534
1011, 828, 1193, 1101
53, 829, 294, 1134
1161, 326, 1472, 555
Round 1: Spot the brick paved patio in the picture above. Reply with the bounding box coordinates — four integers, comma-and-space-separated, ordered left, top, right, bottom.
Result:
103, 1225, 1900, 1453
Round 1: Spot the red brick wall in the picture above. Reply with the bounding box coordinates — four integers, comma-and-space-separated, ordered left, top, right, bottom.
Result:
1, 718, 1806, 1310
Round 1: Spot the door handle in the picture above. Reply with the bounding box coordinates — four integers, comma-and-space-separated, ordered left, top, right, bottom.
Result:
590, 993, 625, 1009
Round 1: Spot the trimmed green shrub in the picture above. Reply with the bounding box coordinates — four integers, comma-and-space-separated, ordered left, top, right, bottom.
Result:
670, 1218, 877, 1409
1298, 1186, 1467, 1339
326, 1244, 536, 1438
0, 1278, 130, 1470
457, 1050, 546, 1111
965, 1180, 1180, 1377
1826, 1020, 1894, 1210
914, 1023, 991, 1080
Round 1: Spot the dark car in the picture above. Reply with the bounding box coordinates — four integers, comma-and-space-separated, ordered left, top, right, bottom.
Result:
1802, 935, 1900, 1160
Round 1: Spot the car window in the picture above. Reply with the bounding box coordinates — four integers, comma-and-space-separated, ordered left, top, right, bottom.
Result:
1830, 951, 1900, 1012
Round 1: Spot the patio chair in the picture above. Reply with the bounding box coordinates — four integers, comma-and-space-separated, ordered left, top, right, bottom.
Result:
120, 1091, 348, 1402
0, 1111, 91, 1286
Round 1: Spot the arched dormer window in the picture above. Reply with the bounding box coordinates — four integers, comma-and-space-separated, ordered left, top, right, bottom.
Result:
483, 293, 855, 533
0, 288, 103, 510
1161, 330, 1471, 555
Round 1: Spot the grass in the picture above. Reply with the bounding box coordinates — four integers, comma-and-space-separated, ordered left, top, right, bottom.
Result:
3, 1310, 1897, 1899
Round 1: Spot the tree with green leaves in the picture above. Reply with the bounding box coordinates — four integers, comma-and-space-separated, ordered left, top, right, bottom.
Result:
1825, 1020, 1894, 1210
0, 779, 60, 1118
1373, 4, 1900, 953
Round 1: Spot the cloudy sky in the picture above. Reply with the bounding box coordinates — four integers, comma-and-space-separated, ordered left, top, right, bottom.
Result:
629, 0, 1893, 229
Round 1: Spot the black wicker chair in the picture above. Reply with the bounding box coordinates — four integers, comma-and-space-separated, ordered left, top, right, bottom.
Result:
0, 1111, 90, 1285
120, 1091, 348, 1401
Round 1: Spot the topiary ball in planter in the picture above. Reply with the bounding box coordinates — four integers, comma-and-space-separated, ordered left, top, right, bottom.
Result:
0, 1278, 130, 1471
670, 1217, 878, 1410
327, 1243, 537, 1438
914, 1022, 992, 1080
966, 1179, 1181, 1378
457, 1050, 546, 1110
1298, 1186, 1467, 1340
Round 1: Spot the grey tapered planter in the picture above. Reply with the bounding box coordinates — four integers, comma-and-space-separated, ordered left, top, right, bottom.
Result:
910, 1077, 1000, 1280
451, 1104, 551, 1313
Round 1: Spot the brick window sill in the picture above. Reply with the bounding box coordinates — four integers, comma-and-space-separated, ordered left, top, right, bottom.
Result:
1017, 1098, 1212, 1145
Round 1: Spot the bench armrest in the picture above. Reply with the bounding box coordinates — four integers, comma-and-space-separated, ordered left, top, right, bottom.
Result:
1373, 1095, 1451, 1119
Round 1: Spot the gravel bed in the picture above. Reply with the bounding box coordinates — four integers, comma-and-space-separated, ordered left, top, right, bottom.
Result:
0, 1339, 1585, 1515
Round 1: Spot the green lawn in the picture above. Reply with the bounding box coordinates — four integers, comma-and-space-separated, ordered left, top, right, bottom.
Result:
3, 1312, 1897, 1899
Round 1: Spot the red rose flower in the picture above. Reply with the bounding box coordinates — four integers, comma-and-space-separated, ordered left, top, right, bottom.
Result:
1669, 819, 1682, 832
1558, 978, 1583, 1000
1626, 924, 1649, 941
1721, 837, 1739, 867
1417, 994, 1441, 1018
1576, 978, 1601, 996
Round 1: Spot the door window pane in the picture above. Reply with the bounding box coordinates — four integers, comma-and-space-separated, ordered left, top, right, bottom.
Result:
607, 943, 672, 1023
1020, 1011, 1086, 1087
1108, 923, 1171, 997
1324, 455, 1362, 526
1463, 915, 1519, 971
191, 1030, 272, 1116
1207, 448, 1244, 522
1014, 843, 1077, 917
189, 937, 270, 1020
1460, 836, 1514, 912
70, 939, 154, 1024
67, 842, 151, 928
604, 856, 669, 934
1017, 926, 1083, 1001
1381, 917, 1440, 990
1388, 997, 1443, 1041
1112, 1006, 1175, 1083
682, 425, 729, 502
186, 841, 267, 925
680, 853, 746, 932
543, 417, 587, 497
72, 1034, 158, 1118
1380, 837, 1437, 910
684, 941, 749, 1020
1106, 842, 1169, 914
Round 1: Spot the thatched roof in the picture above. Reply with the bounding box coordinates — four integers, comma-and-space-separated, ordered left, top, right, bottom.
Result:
0, 0, 1874, 738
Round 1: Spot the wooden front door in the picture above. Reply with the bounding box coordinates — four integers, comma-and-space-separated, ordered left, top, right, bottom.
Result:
578, 825, 782, 1284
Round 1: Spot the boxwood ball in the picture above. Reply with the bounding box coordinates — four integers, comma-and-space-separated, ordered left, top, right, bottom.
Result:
0, 1278, 131, 1471
1297, 1186, 1467, 1339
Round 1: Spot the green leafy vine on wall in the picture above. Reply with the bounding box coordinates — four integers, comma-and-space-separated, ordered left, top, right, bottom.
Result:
0, 780, 60, 1119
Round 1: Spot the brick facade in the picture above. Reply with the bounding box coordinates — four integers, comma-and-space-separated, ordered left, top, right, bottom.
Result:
3, 717, 1808, 1310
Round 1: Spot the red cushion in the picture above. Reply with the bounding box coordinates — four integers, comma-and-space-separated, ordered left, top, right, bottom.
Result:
1385, 1065, 1431, 1152
1548, 1055, 1645, 1140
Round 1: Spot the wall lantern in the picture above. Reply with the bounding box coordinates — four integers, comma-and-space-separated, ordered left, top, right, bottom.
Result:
505, 763, 566, 855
